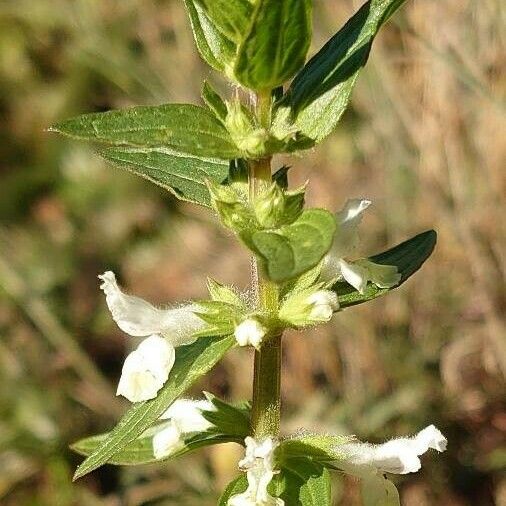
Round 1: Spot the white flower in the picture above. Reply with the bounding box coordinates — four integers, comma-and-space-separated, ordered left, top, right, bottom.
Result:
306, 290, 339, 320
340, 425, 447, 475
229, 437, 284, 506
116, 335, 175, 402
153, 398, 214, 459
234, 319, 266, 349
321, 200, 401, 294
99, 271, 206, 402
99, 271, 205, 346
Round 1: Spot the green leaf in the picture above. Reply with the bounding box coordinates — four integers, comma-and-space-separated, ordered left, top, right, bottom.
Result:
99, 147, 229, 207
73, 335, 236, 480
202, 81, 228, 124
50, 103, 241, 158
334, 230, 437, 308
197, 0, 253, 43
234, 0, 312, 90
72, 394, 249, 466
271, 458, 332, 506
183, 0, 236, 73
251, 209, 336, 282
218, 475, 248, 506
71, 426, 240, 466
219, 458, 332, 506
281, 0, 408, 142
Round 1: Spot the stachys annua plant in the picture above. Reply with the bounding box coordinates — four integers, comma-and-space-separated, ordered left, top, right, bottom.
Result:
51, 1, 445, 504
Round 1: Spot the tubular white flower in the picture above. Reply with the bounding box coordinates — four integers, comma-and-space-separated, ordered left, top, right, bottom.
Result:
153, 398, 215, 459
99, 271, 205, 346
307, 290, 339, 320
116, 335, 175, 402
321, 200, 400, 293
229, 437, 284, 506
234, 319, 266, 349
152, 424, 182, 459
340, 425, 447, 475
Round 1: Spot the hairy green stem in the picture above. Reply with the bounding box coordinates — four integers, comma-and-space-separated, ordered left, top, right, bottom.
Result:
249, 90, 282, 439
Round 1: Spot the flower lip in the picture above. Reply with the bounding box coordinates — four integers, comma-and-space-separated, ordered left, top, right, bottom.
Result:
229, 436, 284, 506
153, 398, 215, 460
116, 335, 175, 402
340, 424, 448, 475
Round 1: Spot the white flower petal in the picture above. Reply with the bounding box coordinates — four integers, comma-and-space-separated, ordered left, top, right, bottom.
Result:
356, 259, 401, 289
152, 423, 183, 459
333, 199, 372, 257
307, 290, 339, 320
339, 259, 369, 294
341, 425, 447, 475
116, 335, 175, 402
160, 399, 214, 433
99, 271, 205, 345
229, 437, 283, 506
337, 199, 372, 226
234, 319, 266, 348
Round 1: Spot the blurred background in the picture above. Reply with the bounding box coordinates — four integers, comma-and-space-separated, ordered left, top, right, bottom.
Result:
0, 0, 504, 504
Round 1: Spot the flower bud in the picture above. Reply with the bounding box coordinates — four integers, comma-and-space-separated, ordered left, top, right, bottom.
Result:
234, 318, 266, 349
225, 100, 268, 158
279, 288, 339, 328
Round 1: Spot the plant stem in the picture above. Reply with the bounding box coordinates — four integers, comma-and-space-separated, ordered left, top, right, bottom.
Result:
249, 89, 282, 439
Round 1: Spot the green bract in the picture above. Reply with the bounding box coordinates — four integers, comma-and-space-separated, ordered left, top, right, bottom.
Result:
51, 1, 439, 504
251, 209, 336, 282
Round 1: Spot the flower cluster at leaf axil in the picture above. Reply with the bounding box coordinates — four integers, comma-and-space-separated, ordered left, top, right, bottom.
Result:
57, 0, 444, 503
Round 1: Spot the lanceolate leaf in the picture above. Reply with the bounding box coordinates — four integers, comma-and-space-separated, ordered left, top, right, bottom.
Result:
99, 147, 229, 207
251, 209, 336, 283
50, 104, 240, 158
234, 0, 312, 90
71, 427, 240, 466
197, 0, 253, 43
281, 0, 408, 142
73, 335, 236, 480
334, 230, 437, 308
183, 0, 236, 72
72, 394, 249, 466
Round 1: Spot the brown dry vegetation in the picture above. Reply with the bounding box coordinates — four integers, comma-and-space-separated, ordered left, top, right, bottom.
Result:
0, 0, 504, 504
